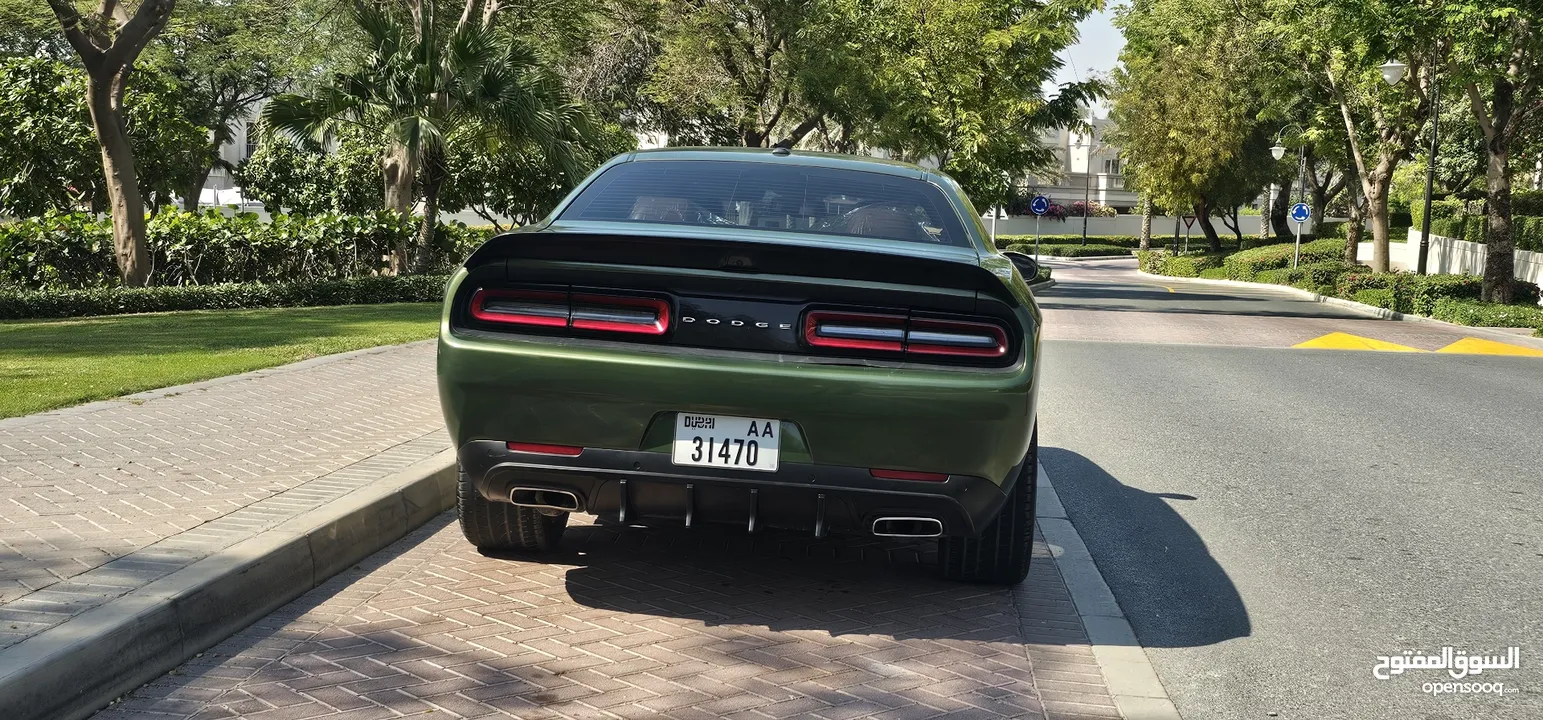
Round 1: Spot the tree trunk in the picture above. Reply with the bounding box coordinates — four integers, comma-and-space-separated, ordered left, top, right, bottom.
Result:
86, 75, 152, 287
382, 142, 415, 274
1139, 198, 1152, 251
183, 164, 213, 212
1194, 199, 1221, 252
1270, 177, 1293, 239
1344, 169, 1363, 265
416, 172, 441, 274
1480, 138, 1514, 304
1365, 157, 1396, 273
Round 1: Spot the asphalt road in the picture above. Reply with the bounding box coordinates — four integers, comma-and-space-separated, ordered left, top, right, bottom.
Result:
1036, 259, 1543, 719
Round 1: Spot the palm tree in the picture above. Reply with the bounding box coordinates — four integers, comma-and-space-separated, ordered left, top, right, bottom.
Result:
262, 0, 595, 272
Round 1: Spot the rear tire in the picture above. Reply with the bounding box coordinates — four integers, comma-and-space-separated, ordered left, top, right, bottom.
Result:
939, 427, 1037, 584
456, 466, 568, 552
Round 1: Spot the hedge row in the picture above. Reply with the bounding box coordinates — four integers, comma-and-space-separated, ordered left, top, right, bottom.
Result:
1135, 251, 1226, 278
1427, 215, 1543, 253
1223, 239, 1348, 281
0, 274, 450, 320
1005, 243, 1131, 258
1141, 238, 1543, 333
995, 233, 1265, 252
998, 234, 1147, 250
0, 210, 496, 290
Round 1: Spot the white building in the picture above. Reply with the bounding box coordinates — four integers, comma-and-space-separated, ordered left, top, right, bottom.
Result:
1021, 115, 1138, 214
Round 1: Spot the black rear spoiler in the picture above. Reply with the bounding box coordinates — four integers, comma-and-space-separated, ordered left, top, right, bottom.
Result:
464, 230, 1015, 302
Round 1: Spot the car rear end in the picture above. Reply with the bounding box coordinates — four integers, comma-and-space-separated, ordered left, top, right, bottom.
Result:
438, 151, 1041, 562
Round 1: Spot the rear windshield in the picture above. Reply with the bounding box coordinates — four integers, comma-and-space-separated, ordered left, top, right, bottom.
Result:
558, 159, 970, 246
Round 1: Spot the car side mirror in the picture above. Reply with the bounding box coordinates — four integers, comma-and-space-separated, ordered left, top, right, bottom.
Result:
1002, 251, 1040, 280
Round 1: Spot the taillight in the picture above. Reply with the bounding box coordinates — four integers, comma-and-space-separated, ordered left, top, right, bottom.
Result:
571, 293, 669, 335
469, 289, 569, 327
469, 287, 670, 336
905, 318, 1008, 358
805, 311, 906, 352
803, 311, 1009, 360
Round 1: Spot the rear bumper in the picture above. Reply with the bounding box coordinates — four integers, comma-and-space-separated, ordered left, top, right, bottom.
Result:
459, 440, 1021, 537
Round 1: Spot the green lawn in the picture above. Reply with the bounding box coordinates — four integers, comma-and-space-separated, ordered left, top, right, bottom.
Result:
0, 303, 440, 419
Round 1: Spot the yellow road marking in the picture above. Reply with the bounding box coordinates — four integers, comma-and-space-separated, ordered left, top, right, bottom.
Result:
1435, 337, 1543, 357
1292, 332, 1425, 353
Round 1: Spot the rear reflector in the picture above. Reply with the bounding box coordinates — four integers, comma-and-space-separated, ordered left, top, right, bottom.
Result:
870, 468, 949, 482
470, 288, 670, 336
506, 442, 584, 456
804, 311, 1008, 359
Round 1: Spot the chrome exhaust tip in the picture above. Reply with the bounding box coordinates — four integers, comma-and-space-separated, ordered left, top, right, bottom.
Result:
509, 487, 581, 512
871, 517, 943, 538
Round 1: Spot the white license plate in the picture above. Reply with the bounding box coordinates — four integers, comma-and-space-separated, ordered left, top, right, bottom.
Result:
671, 413, 780, 472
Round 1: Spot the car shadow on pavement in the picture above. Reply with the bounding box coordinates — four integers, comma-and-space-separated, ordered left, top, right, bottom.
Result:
544, 521, 1047, 643
1039, 447, 1251, 648
104, 514, 1075, 719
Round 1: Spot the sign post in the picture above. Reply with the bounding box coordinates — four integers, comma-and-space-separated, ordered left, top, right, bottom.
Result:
1182, 215, 1196, 253
1029, 195, 1050, 261
1290, 202, 1311, 268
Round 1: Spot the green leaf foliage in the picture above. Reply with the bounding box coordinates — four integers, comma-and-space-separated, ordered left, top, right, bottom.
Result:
0, 274, 451, 320
0, 211, 494, 289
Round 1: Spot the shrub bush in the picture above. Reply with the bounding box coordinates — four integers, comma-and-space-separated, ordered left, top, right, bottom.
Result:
1253, 267, 1290, 285
0, 210, 496, 290
1036, 243, 1132, 257
1408, 274, 1482, 315
1514, 189, 1543, 217
1222, 239, 1346, 281
0, 274, 450, 320
1353, 288, 1395, 309
1283, 261, 1355, 291
1135, 250, 1167, 274
1162, 254, 1225, 278
1430, 297, 1543, 329
1410, 197, 1467, 230
1198, 267, 1228, 279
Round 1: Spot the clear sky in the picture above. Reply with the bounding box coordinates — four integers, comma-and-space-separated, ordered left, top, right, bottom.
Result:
1050, 4, 1126, 117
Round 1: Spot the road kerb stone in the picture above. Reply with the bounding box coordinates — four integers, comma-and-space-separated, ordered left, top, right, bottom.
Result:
1037, 462, 1182, 720
0, 448, 458, 720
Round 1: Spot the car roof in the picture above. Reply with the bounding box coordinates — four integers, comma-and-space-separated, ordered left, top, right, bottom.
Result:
620, 147, 937, 182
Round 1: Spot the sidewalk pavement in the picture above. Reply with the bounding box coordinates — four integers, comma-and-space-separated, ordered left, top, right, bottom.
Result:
0, 340, 1161, 720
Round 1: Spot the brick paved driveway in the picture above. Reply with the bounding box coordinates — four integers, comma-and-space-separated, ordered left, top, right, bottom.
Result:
0, 343, 447, 650
97, 515, 1121, 720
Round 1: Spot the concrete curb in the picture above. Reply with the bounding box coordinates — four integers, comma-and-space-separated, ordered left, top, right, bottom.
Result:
0, 448, 459, 720
1029, 278, 1058, 292
1037, 463, 1182, 720
1134, 270, 1543, 348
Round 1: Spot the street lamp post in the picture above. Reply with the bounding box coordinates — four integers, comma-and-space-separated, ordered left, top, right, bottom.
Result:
1381, 59, 1437, 275
1081, 127, 1099, 246
1270, 124, 1308, 268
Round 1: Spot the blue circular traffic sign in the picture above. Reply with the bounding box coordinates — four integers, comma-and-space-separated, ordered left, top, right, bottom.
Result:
1290, 202, 1311, 223
1030, 195, 1051, 216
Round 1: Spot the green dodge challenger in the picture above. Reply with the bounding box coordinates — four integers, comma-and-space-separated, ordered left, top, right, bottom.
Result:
438, 147, 1043, 584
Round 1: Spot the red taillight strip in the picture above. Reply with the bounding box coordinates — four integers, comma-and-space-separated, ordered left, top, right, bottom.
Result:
805, 311, 906, 352
506, 442, 584, 456
905, 318, 1009, 358
570, 294, 670, 335
469, 288, 569, 327
870, 468, 949, 482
